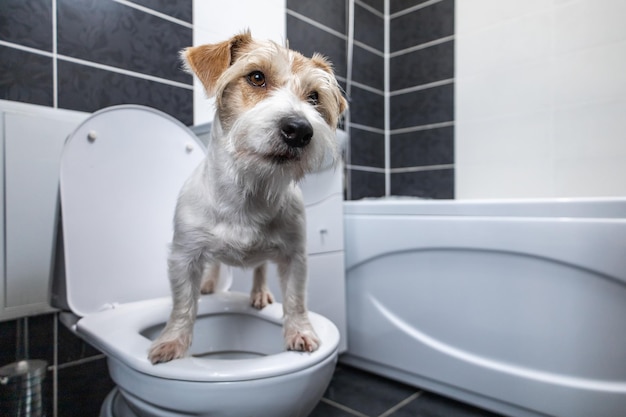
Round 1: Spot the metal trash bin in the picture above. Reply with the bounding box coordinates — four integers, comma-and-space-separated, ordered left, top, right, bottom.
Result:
0, 360, 48, 417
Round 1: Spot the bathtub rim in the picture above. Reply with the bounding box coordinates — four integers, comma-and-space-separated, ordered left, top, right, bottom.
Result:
344, 196, 626, 218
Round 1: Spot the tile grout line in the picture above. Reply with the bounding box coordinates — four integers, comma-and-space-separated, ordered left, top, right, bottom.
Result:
51, 353, 107, 371
377, 391, 422, 417
347, 164, 386, 173
52, 0, 58, 108
383, 0, 391, 196
320, 398, 370, 417
390, 164, 454, 174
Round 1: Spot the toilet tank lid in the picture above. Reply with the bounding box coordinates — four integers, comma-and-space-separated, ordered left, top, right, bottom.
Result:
58, 105, 206, 317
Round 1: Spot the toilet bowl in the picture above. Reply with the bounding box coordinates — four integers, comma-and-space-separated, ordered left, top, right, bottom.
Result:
53, 105, 340, 417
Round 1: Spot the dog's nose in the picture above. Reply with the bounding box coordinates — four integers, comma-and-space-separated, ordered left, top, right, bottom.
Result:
280, 116, 313, 148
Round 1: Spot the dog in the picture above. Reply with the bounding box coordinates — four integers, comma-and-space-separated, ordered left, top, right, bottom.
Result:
148, 31, 347, 364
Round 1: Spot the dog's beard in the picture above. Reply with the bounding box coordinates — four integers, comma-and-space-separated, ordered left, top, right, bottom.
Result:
266, 143, 304, 164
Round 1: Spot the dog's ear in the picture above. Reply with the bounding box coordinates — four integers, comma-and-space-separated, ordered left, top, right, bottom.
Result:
311, 53, 349, 117
182, 31, 253, 97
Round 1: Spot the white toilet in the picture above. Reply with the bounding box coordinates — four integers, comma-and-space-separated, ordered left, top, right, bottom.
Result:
52, 105, 341, 417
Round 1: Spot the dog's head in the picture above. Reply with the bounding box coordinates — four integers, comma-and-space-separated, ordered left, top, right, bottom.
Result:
182, 31, 347, 180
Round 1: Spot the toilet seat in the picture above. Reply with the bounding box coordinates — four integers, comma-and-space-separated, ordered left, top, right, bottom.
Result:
76, 291, 339, 382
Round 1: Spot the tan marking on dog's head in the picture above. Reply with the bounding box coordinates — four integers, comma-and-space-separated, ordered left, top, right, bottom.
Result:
182, 32, 348, 131
289, 52, 348, 128
182, 30, 254, 97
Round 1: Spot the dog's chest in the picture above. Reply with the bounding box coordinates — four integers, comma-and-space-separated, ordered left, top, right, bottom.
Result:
210, 220, 289, 266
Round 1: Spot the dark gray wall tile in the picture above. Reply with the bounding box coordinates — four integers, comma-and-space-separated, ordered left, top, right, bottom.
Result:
57, 318, 102, 365
349, 170, 385, 200
26, 314, 55, 365
390, 0, 432, 15
57, 358, 115, 417
287, 15, 347, 79
0, 319, 17, 366
390, 0, 454, 52
391, 169, 454, 198
390, 83, 453, 129
390, 126, 454, 168
350, 86, 384, 129
390, 40, 454, 91
349, 128, 385, 168
131, 0, 192, 23
0, 0, 53, 51
287, 0, 347, 34
57, 60, 193, 125
0, 46, 53, 106
352, 46, 384, 91
57, 0, 192, 84
354, 3, 384, 52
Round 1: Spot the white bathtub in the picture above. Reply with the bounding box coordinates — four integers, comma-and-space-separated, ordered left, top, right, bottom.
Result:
342, 198, 626, 417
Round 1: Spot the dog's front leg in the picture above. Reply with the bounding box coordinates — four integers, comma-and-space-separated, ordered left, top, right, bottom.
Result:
278, 256, 320, 352
250, 262, 274, 309
148, 246, 204, 364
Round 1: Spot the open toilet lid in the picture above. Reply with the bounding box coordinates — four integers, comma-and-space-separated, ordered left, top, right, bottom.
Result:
59, 105, 206, 317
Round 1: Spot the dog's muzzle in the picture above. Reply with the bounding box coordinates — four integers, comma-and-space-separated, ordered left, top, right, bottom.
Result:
280, 116, 313, 148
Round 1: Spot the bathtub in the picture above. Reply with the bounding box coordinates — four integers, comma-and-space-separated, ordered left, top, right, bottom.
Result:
342, 198, 626, 417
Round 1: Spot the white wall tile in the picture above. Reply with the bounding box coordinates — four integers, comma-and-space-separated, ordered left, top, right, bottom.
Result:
194, 0, 286, 42
552, 39, 626, 106
456, 0, 548, 35
456, 11, 551, 76
456, 59, 552, 122
457, 111, 552, 163
554, 156, 626, 197
456, 159, 554, 199
553, 98, 626, 160
456, 0, 626, 198
553, 0, 626, 55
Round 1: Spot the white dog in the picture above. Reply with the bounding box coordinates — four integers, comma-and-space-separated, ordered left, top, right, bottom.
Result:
148, 31, 347, 364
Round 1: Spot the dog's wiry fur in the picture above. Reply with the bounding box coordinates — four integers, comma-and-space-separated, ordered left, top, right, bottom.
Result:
148, 31, 347, 364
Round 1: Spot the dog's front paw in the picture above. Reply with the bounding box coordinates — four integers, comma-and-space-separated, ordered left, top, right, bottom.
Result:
250, 289, 274, 309
148, 338, 189, 364
285, 327, 320, 352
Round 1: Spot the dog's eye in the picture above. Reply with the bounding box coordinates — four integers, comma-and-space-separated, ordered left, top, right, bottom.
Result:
307, 91, 319, 105
247, 71, 266, 87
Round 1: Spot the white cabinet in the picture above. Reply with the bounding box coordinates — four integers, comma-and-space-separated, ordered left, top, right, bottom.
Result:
0, 101, 87, 321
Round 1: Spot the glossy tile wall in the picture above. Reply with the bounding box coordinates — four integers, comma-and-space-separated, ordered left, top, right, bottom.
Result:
286, 0, 455, 199
0, 0, 193, 125
388, 0, 455, 199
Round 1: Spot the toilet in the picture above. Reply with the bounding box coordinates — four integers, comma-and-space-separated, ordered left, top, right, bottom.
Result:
52, 105, 341, 417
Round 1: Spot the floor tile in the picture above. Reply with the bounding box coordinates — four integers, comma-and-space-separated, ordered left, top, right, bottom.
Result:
390, 392, 504, 417
309, 399, 363, 417
323, 364, 418, 416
